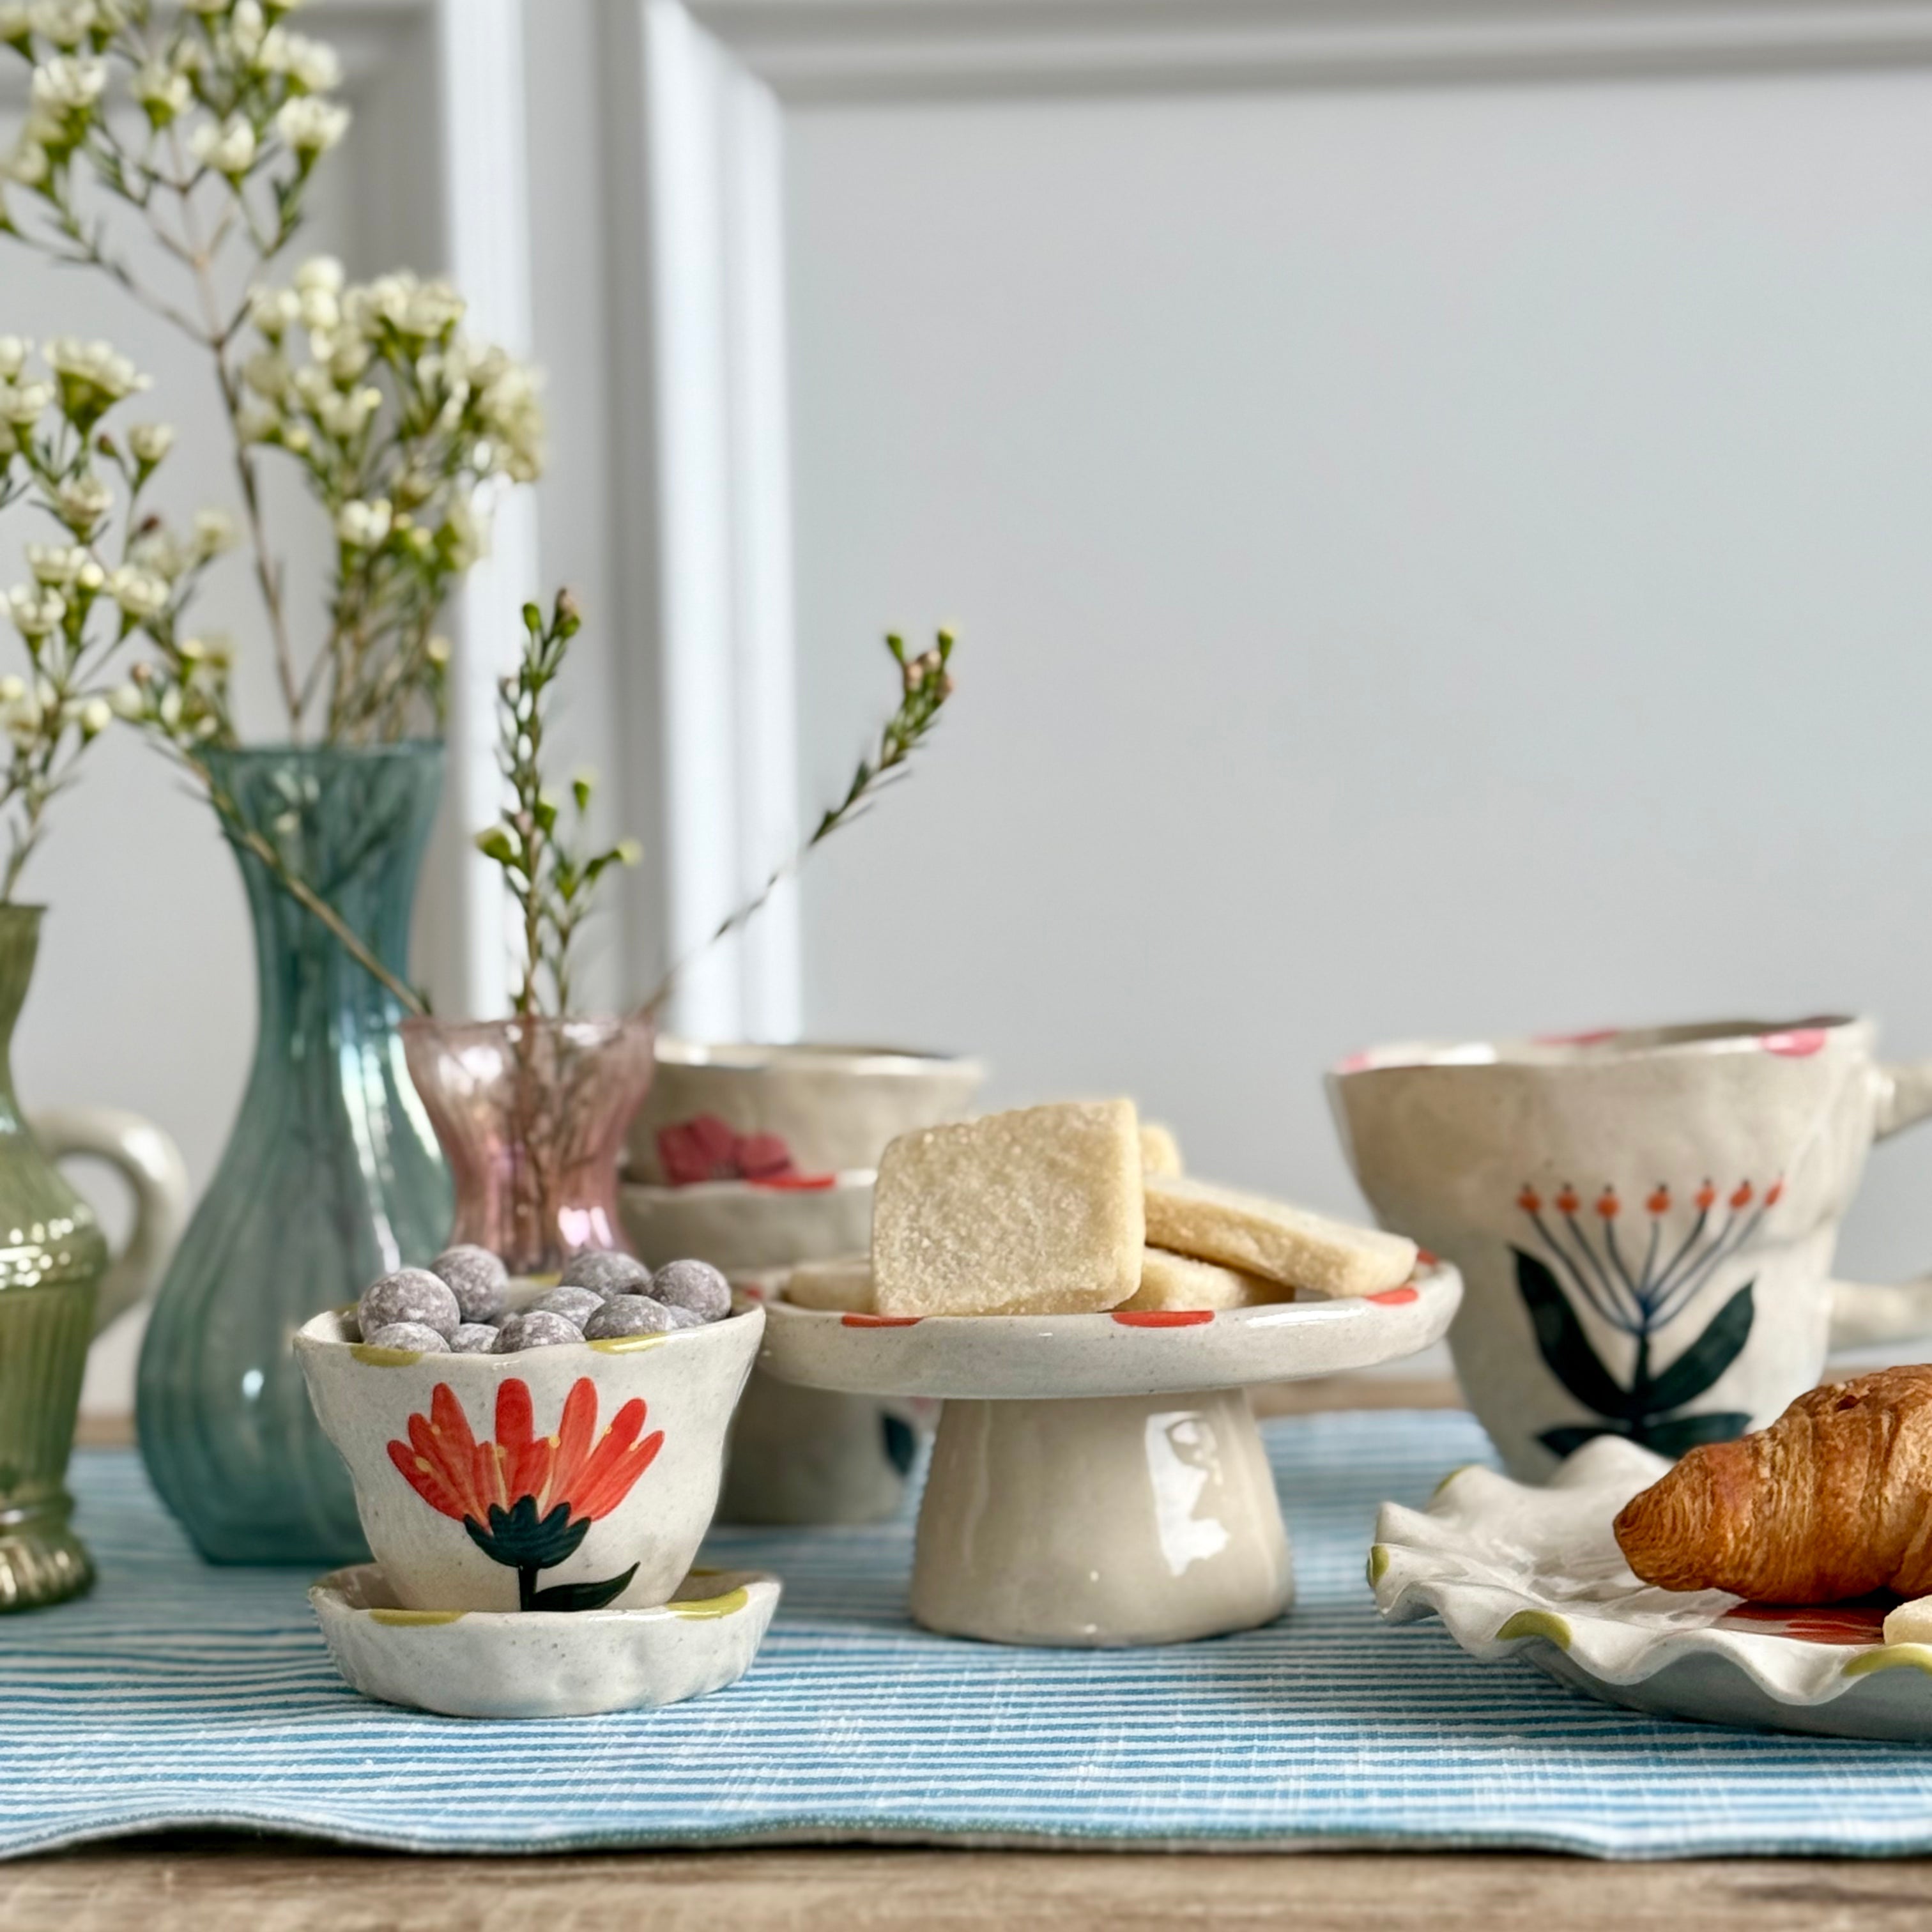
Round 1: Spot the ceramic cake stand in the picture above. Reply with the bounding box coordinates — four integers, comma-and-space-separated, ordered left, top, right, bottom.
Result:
755, 1259, 1461, 1646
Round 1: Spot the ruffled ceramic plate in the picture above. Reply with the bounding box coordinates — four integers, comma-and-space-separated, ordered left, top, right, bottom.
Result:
1371, 1435, 1932, 1741
757, 1257, 1460, 1400
311, 1563, 781, 1719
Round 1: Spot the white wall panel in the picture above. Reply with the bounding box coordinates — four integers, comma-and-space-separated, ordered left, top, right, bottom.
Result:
785, 72, 1932, 1286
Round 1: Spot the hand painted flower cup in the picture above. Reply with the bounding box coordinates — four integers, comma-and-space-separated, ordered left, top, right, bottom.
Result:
1328, 1018, 1932, 1482
295, 1306, 763, 1612
628, 1039, 983, 1186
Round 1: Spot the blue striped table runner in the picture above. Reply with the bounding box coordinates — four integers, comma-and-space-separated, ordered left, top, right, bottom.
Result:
6, 1414, 1932, 1860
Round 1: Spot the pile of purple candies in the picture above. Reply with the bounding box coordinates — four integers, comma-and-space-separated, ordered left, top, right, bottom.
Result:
349, 1246, 733, 1355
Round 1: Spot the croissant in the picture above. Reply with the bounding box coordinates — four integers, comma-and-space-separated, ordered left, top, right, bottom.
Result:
1613, 1366, 1932, 1604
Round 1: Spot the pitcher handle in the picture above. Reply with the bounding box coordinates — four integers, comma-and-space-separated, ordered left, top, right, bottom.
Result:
32, 1106, 189, 1336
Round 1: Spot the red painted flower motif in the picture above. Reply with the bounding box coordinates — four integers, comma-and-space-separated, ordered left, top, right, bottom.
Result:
656, 1113, 832, 1188
387, 1378, 663, 1611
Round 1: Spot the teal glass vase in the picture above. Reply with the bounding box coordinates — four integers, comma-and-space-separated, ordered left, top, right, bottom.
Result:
136, 743, 452, 1564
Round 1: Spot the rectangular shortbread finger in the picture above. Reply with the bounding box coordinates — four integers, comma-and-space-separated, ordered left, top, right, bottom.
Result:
1120, 1246, 1291, 1312
786, 1257, 873, 1313
1139, 1122, 1183, 1179
1142, 1174, 1415, 1299
873, 1100, 1145, 1317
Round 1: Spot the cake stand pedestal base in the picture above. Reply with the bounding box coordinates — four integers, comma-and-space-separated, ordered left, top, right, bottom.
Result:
909, 1387, 1292, 1646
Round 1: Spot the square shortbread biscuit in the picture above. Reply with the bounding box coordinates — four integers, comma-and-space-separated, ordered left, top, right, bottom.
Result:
786, 1256, 873, 1314
1119, 1246, 1290, 1313
1139, 1122, 1183, 1179
873, 1100, 1146, 1317
1142, 1174, 1415, 1299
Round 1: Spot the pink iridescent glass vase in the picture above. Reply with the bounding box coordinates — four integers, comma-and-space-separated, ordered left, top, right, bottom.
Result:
401, 1013, 656, 1277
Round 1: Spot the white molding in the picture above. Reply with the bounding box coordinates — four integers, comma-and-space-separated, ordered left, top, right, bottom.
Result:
435, 0, 537, 1020
610, 0, 1932, 1048
694, 0, 1932, 100
607, 0, 802, 1042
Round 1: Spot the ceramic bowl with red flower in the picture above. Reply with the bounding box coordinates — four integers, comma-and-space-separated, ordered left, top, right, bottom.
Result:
295, 1303, 763, 1613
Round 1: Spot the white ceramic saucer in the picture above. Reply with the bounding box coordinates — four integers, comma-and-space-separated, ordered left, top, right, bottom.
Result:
310, 1563, 781, 1718
1372, 1434, 1932, 1742
755, 1260, 1460, 1648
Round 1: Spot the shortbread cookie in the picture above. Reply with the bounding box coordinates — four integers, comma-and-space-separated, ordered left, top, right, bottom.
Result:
873, 1100, 1144, 1317
786, 1256, 873, 1313
1120, 1246, 1290, 1312
1142, 1174, 1414, 1298
1139, 1122, 1183, 1179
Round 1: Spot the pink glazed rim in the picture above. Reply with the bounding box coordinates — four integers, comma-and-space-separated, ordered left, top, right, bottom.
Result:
1330, 1015, 1865, 1077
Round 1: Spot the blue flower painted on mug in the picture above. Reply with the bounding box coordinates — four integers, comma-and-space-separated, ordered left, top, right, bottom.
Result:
1513, 1177, 1778, 1460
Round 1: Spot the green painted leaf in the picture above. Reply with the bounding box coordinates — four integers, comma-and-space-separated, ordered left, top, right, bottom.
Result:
1514, 1248, 1639, 1420
527, 1563, 640, 1614
1539, 1420, 1629, 1459
1634, 1410, 1751, 1459
1641, 1282, 1754, 1416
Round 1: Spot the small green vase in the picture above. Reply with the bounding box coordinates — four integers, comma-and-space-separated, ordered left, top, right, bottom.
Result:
0, 906, 110, 1611
136, 742, 451, 1565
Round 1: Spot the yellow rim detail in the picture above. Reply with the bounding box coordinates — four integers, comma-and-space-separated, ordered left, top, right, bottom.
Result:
351, 1344, 422, 1367
588, 1334, 670, 1356
1498, 1609, 1572, 1651
369, 1608, 466, 1627
1367, 1545, 1390, 1586
666, 1587, 748, 1620
1844, 1643, 1932, 1678
1430, 1464, 1478, 1501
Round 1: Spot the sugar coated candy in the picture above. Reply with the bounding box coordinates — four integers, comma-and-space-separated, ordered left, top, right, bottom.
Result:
559, 1249, 654, 1300
650, 1258, 731, 1324
447, 1323, 500, 1353
873, 1099, 1144, 1317
358, 1267, 461, 1340
535, 1284, 606, 1328
582, 1294, 677, 1341
361, 1321, 449, 1354
431, 1244, 509, 1324
493, 1310, 585, 1352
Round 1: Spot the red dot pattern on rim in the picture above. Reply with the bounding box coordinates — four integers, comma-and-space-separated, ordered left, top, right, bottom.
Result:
1416, 1250, 1438, 1268
1761, 1028, 1828, 1057
1366, 1285, 1420, 1306
1110, 1309, 1215, 1328
1532, 1028, 1620, 1047
840, 1312, 922, 1328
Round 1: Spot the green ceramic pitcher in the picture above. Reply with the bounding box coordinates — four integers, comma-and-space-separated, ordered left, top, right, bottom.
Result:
0, 905, 187, 1611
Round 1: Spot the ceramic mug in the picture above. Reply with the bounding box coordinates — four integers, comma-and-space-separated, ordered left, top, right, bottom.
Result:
296, 1305, 763, 1612
627, 1039, 984, 1185
1328, 1017, 1932, 1480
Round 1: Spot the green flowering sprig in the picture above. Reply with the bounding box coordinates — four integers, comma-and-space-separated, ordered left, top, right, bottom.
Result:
475, 591, 641, 1021
0, 330, 238, 899
640, 630, 957, 1013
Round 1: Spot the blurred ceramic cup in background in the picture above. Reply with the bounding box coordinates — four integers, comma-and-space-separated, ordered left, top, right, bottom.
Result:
1328, 1017, 1932, 1482
622, 1040, 983, 1525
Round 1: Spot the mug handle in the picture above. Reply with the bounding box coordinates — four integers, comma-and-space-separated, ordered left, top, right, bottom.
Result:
1827, 1061, 1932, 1352
32, 1106, 189, 1336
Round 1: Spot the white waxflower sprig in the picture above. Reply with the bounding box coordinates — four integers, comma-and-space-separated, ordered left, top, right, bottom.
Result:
0, 331, 238, 898
0, 1, 544, 751
241, 255, 540, 741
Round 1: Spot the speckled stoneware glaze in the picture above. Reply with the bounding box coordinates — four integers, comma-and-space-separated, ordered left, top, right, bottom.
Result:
311, 1561, 780, 1718
618, 1170, 875, 1277
1372, 1434, 1932, 1742
1331, 1018, 1932, 1483
295, 1305, 763, 1613
758, 1259, 1460, 1646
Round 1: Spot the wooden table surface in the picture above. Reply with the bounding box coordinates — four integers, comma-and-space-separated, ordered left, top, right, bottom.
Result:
22, 1386, 1932, 1929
